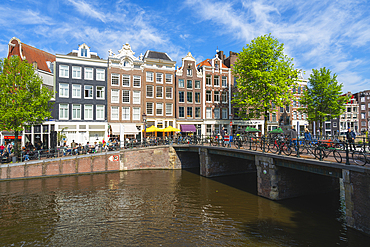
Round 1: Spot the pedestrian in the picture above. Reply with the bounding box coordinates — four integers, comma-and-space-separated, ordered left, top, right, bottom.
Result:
221, 127, 225, 139
71, 140, 76, 149
290, 126, 298, 151
7, 142, 13, 154
346, 128, 356, 151
304, 128, 312, 140
0, 143, 4, 156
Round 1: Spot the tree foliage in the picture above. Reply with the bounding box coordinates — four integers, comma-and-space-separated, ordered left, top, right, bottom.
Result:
298, 67, 347, 135
232, 34, 298, 134
0, 56, 54, 155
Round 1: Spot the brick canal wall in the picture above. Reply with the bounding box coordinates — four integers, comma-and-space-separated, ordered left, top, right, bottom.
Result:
0, 146, 183, 181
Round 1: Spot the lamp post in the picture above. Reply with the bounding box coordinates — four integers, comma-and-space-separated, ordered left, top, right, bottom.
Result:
142, 113, 147, 140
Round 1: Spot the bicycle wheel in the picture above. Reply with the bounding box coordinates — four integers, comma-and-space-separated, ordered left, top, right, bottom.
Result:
268, 141, 279, 153
333, 150, 342, 163
211, 139, 218, 146
352, 152, 367, 166
314, 147, 322, 159
251, 140, 258, 151
282, 143, 292, 156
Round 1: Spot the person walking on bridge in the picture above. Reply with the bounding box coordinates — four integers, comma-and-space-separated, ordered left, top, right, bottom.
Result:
346, 128, 356, 151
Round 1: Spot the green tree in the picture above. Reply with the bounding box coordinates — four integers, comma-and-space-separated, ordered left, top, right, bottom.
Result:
0, 56, 54, 157
232, 34, 298, 134
299, 67, 347, 135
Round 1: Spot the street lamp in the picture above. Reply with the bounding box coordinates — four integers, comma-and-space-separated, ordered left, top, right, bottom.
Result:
142, 113, 147, 140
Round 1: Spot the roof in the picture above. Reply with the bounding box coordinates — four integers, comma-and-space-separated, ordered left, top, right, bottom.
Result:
144, 50, 172, 61
7, 37, 55, 73
197, 58, 229, 68
66, 51, 101, 59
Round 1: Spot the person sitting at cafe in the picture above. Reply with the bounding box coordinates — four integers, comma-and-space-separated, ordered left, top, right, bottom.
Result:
0, 143, 5, 156
21, 147, 30, 161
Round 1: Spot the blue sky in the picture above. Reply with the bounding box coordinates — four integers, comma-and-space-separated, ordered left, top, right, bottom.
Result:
1, 0, 369, 93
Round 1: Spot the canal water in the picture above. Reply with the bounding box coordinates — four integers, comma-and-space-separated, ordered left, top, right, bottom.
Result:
0, 169, 369, 246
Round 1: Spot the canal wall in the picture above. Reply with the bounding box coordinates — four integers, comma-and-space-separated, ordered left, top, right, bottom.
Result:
0, 146, 182, 181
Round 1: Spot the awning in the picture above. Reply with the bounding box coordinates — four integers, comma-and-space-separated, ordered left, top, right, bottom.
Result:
111, 124, 120, 135
111, 123, 139, 135
180, 124, 196, 132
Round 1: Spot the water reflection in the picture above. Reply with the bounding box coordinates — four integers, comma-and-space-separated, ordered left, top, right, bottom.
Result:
0, 170, 369, 246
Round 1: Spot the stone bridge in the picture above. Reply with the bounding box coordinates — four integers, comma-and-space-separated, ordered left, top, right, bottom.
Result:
174, 145, 370, 236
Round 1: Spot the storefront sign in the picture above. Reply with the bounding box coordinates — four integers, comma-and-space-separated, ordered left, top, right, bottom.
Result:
4, 136, 22, 140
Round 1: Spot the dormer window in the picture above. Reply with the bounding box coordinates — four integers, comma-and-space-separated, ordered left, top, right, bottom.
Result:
215, 62, 219, 69
81, 48, 87, 57
187, 69, 192, 76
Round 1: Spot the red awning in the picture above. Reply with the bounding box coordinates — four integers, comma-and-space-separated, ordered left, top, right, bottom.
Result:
4, 136, 22, 140
180, 125, 196, 132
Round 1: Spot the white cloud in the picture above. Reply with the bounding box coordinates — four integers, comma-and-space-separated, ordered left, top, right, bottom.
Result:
66, 0, 107, 23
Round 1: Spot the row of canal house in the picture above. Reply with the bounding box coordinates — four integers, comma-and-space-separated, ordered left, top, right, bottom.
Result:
3, 37, 310, 148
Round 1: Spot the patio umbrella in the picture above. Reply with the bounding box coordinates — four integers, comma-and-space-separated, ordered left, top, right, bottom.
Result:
244, 126, 261, 132
269, 128, 284, 134
163, 126, 181, 132
142, 125, 159, 132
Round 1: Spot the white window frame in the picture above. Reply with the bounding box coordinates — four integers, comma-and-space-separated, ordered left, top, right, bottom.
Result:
96, 86, 105, 100
214, 75, 219, 87
166, 103, 172, 116
133, 91, 141, 104
187, 91, 193, 103
122, 90, 130, 103
122, 107, 130, 120
165, 74, 173, 84
111, 89, 119, 103
179, 91, 185, 103
122, 74, 130, 87
214, 91, 220, 103
206, 107, 212, 119
72, 66, 81, 79
195, 92, 201, 104
133, 107, 140, 121
59, 65, 69, 78
59, 83, 69, 98
195, 107, 201, 118
72, 104, 81, 120
187, 69, 192, 76
96, 69, 105, 81
147, 102, 154, 115
195, 80, 201, 89
84, 67, 93, 80
156, 86, 163, 98
166, 87, 172, 99
179, 106, 185, 118
111, 106, 119, 120
206, 75, 211, 86
133, 75, 141, 87
96, 105, 105, 120
214, 108, 220, 119
206, 91, 212, 103
59, 104, 69, 120
146, 85, 153, 98
156, 103, 163, 116
84, 85, 93, 99
156, 73, 163, 83
146, 71, 154, 82
178, 79, 184, 88
84, 105, 93, 120
222, 76, 227, 87
111, 74, 119, 86
72, 84, 81, 98
222, 108, 227, 119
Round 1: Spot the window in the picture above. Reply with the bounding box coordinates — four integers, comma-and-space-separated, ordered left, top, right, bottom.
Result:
178, 79, 184, 88
187, 80, 192, 89
166, 87, 172, 99
59, 65, 69, 78
146, 72, 154, 82
179, 91, 184, 103
133, 91, 140, 104
96, 86, 105, 100
214, 75, 219, 86
146, 85, 153, 98
72, 66, 81, 79
111, 106, 119, 120
187, 107, 193, 118
214, 91, 220, 102
206, 91, 212, 102
72, 104, 81, 120
195, 80, 200, 89
195, 107, 200, 118
187, 69, 192, 76
122, 90, 130, 103
179, 107, 184, 118
286, 105, 290, 113
272, 113, 276, 122
362, 121, 366, 126
214, 108, 220, 119
206, 75, 212, 86
221, 92, 227, 103
156, 86, 163, 98
298, 86, 301, 94
166, 74, 172, 84
111, 74, 119, 86
96, 105, 104, 120
166, 104, 172, 116
84, 105, 93, 120
59, 104, 69, 119
361, 113, 366, 119
133, 107, 140, 120
222, 108, 228, 119
361, 104, 366, 110
280, 107, 284, 113
361, 97, 365, 102
122, 75, 130, 86
84, 85, 93, 99
111, 89, 119, 103
156, 103, 163, 115
59, 83, 69, 98
147, 102, 153, 115
206, 107, 212, 119
222, 76, 227, 87
195, 92, 200, 103
85, 68, 93, 80
156, 73, 163, 83
81, 48, 87, 57
293, 111, 297, 120
72, 84, 81, 98
122, 107, 130, 120
133, 76, 141, 87
96, 69, 105, 81
187, 92, 193, 103
293, 100, 297, 107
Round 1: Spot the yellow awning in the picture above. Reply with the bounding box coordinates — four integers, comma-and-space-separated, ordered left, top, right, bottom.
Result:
163, 126, 181, 132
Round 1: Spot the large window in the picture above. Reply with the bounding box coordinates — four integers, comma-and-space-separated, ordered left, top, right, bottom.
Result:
146, 71, 154, 82
111, 74, 119, 86
206, 91, 212, 102
147, 102, 153, 115
72, 66, 81, 79
96, 86, 105, 100
214, 75, 219, 86
206, 75, 211, 86
147, 85, 153, 98
179, 107, 184, 118
187, 107, 193, 118
122, 90, 130, 103
156, 103, 163, 115
221, 92, 227, 103
195, 92, 200, 103
222, 108, 228, 119
214, 91, 220, 102
222, 76, 227, 87
166, 74, 172, 84
133, 76, 141, 87
72, 104, 81, 120
179, 91, 184, 103
59, 104, 69, 120
178, 79, 184, 88
195, 107, 201, 118
156, 73, 163, 83
84, 105, 93, 120
96, 105, 104, 120
85, 67, 93, 80
111, 89, 119, 103
166, 104, 172, 116
111, 106, 119, 120
122, 75, 130, 86
84, 85, 93, 99
187, 80, 192, 89
156, 86, 163, 98
214, 108, 220, 119
195, 80, 200, 89
166, 87, 172, 99
96, 69, 105, 81
59, 83, 69, 98
59, 65, 69, 78
72, 84, 81, 98
206, 107, 212, 119
133, 91, 140, 104
187, 92, 193, 103
133, 107, 140, 120
122, 107, 130, 120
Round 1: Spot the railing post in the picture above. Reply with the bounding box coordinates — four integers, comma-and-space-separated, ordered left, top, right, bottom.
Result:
297, 138, 300, 158
262, 135, 265, 153
345, 141, 350, 165
249, 136, 252, 150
